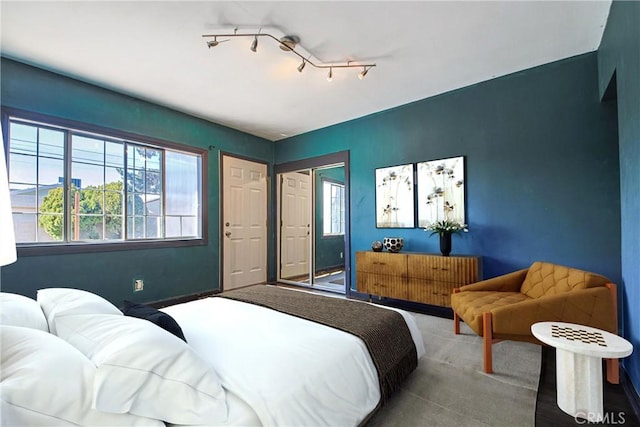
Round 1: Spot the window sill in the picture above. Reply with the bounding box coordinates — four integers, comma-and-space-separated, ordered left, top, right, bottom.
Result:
17, 238, 207, 257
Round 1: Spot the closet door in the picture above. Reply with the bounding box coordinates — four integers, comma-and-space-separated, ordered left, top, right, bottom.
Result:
280, 171, 310, 280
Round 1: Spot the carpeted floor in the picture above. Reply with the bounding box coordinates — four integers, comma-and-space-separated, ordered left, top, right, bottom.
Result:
367, 313, 541, 427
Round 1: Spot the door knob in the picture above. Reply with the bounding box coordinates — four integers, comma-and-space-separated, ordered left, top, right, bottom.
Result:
225, 231, 231, 238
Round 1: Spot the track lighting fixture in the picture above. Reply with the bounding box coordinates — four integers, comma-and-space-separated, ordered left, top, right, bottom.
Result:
202, 28, 376, 81
358, 66, 370, 80
207, 36, 228, 48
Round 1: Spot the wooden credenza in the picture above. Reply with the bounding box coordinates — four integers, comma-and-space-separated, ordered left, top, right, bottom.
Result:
356, 251, 481, 307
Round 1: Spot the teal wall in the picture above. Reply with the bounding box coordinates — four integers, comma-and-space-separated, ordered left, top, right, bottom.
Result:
597, 0, 640, 398
276, 53, 621, 295
314, 166, 345, 272
0, 58, 275, 305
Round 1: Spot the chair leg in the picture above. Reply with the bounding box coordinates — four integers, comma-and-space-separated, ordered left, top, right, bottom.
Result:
453, 288, 460, 335
453, 311, 460, 335
606, 358, 620, 384
483, 312, 493, 374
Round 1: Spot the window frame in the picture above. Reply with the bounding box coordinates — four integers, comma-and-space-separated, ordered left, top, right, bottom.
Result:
1, 108, 208, 256
322, 178, 345, 237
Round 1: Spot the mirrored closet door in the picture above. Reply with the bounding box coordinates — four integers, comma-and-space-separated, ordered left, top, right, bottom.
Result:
276, 156, 348, 294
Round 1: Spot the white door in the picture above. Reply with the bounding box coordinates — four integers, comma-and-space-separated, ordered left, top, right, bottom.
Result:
222, 155, 267, 290
280, 171, 310, 280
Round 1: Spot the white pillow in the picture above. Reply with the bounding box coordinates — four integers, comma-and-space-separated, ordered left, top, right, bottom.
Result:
0, 325, 164, 426
0, 293, 48, 331
37, 287, 122, 334
56, 314, 228, 425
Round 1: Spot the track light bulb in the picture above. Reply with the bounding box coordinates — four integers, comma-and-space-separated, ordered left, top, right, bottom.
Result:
358, 67, 369, 80
327, 67, 333, 82
250, 36, 258, 52
297, 60, 306, 73
207, 37, 218, 48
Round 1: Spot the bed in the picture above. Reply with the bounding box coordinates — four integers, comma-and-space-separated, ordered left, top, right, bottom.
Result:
0, 285, 425, 426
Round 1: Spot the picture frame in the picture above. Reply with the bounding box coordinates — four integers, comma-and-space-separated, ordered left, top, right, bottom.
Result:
416, 156, 465, 228
375, 163, 415, 228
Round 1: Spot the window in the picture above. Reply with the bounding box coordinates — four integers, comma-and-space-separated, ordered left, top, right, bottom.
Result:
6, 114, 204, 249
322, 180, 345, 236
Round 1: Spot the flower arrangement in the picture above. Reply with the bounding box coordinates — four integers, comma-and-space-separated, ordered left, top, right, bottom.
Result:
425, 220, 469, 236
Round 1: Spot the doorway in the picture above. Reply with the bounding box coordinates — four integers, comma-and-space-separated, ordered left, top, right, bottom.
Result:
221, 154, 268, 290
275, 151, 350, 294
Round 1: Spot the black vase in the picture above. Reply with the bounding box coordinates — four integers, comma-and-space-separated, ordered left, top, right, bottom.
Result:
439, 233, 452, 256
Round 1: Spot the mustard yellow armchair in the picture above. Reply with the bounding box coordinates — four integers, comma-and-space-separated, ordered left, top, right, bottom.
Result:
450, 261, 620, 382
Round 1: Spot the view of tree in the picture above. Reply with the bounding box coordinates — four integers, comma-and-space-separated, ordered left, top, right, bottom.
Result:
38, 181, 145, 240
117, 146, 162, 195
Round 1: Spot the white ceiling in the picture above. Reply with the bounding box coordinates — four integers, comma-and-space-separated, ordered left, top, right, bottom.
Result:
0, 1, 611, 141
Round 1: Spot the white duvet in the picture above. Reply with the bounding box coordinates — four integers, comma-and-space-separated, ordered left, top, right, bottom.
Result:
163, 293, 424, 427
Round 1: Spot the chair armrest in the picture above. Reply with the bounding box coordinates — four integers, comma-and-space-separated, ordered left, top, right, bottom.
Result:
490, 287, 617, 336
458, 268, 529, 293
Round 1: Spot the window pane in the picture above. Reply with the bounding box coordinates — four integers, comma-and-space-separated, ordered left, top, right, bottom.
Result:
38, 157, 64, 186
105, 167, 122, 185
13, 213, 37, 242
105, 215, 123, 240
165, 151, 200, 239
72, 162, 104, 188
9, 153, 36, 184
10, 183, 36, 213
9, 123, 37, 155
38, 213, 63, 241
105, 142, 124, 167
73, 135, 104, 165
127, 216, 144, 239
104, 190, 123, 215
39, 186, 64, 213
146, 171, 161, 195
323, 181, 345, 236
78, 189, 104, 214
74, 215, 104, 240
39, 128, 64, 159
145, 216, 161, 238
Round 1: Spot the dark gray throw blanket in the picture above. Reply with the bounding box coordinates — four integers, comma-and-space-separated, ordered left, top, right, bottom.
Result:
218, 285, 418, 422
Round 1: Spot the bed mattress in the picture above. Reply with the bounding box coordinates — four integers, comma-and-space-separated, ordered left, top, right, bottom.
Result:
163, 292, 424, 427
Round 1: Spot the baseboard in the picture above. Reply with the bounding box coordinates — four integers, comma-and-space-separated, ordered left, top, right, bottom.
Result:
348, 290, 453, 319
622, 366, 640, 422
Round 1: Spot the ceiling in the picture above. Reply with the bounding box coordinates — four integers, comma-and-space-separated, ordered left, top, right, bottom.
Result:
0, 1, 611, 142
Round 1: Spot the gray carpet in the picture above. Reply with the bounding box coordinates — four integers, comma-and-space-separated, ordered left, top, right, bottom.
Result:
367, 313, 541, 427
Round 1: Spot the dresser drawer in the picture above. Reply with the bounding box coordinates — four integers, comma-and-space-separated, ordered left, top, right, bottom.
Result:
357, 272, 408, 300
407, 254, 478, 284
356, 251, 407, 275
407, 279, 456, 307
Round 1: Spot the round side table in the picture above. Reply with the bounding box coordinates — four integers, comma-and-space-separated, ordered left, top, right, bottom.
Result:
531, 322, 632, 422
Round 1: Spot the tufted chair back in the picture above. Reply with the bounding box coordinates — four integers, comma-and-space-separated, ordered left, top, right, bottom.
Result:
520, 261, 610, 299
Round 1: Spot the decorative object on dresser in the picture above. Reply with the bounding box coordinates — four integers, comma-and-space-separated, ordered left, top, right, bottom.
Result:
356, 251, 480, 308
375, 164, 414, 228
424, 219, 469, 256
371, 240, 383, 252
382, 237, 404, 253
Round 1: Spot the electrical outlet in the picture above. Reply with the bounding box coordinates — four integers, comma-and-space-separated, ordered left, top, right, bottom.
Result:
133, 279, 144, 292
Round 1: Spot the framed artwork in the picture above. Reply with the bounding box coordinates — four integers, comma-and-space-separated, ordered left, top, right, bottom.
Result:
417, 156, 465, 227
375, 164, 415, 228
